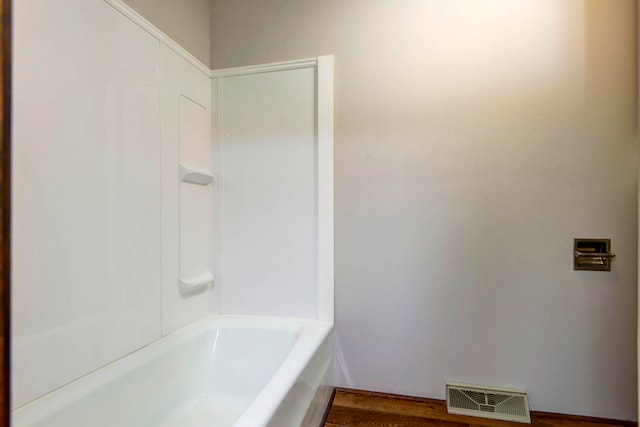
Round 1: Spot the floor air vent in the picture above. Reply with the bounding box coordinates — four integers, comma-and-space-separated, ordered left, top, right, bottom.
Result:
446, 382, 531, 424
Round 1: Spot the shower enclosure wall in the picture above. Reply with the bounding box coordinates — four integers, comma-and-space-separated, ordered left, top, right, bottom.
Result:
12, 0, 334, 425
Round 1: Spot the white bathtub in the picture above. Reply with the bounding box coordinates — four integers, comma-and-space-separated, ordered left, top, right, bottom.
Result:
12, 315, 334, 427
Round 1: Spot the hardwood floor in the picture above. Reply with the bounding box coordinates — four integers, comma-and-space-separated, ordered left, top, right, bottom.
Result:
324, 388, 637, 427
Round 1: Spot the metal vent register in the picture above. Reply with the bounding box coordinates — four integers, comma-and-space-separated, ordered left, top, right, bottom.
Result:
446, 383, 531, 423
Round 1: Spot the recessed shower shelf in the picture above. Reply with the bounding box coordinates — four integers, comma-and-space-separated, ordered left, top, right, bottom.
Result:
179, 163, 214, 185
179, 272, 214, 295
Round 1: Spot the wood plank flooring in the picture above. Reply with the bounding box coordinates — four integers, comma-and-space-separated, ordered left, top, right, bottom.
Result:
324, 388, 637, 427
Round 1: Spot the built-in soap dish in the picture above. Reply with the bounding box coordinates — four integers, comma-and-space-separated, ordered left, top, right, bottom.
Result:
179, 272, 214, 295
179, 163, 214, 185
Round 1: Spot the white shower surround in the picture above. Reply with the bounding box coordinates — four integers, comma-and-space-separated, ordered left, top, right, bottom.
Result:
13, 0, 334, 422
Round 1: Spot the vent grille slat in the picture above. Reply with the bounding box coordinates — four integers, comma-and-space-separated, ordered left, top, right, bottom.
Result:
446, 383, 530, 424
496, 396, 528, 417
487, 393, 511, 406
449, 389, 479, 411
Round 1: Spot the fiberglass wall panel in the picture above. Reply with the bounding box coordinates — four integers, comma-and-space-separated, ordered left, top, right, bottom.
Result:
13, 0, 161, 407
160, 45, 214, 335
220, 67, 317, 318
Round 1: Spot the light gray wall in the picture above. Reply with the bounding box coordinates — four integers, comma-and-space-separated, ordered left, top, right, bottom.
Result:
123, 0, 210, 67
212, 0, 638, 420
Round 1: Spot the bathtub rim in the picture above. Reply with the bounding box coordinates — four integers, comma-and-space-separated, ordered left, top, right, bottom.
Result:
232, 317, 334, 427
12, 314, 334, 427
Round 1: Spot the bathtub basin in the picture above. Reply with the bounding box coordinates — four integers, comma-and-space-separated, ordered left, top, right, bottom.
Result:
12, 315, 334, 427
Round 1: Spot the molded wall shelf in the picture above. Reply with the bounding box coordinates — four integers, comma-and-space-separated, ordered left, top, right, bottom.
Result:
180, 163, 214, 185
179, 272, 214, 295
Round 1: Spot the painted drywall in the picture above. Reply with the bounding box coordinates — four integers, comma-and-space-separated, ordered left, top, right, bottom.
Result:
211, 0, 639, 420
123, 0, 211, 67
